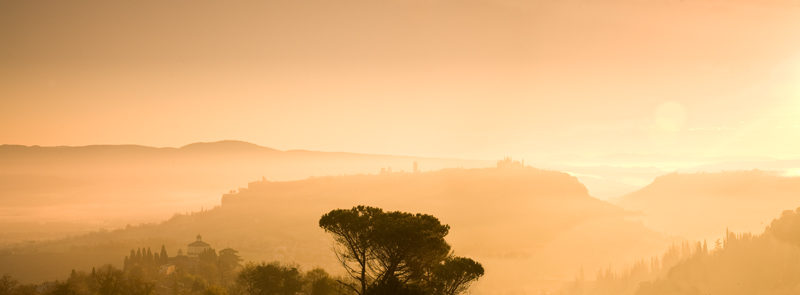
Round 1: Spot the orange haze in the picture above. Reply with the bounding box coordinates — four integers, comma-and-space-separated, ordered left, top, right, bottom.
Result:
2, 0, 799, 160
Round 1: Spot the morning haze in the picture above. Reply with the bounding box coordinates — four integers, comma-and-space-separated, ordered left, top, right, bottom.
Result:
1, 0, 799, 294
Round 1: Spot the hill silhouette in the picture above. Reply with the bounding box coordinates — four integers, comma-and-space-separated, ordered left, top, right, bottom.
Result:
614, 170, 800, 241
534, 154, 799, 201
178, 140, 280, 153
0, 166, 669, 294
0, 141, 492, 242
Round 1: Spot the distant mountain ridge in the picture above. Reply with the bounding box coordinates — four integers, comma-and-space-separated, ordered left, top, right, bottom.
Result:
0, 140, 488, 169
178, 140, 278, 152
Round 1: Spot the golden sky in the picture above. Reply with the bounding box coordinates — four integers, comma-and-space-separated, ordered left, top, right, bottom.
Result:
1, 0, 799, 160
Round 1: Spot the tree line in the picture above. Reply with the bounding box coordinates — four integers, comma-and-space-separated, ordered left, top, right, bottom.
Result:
560, 206, 800, 295
634, 207, 800, 295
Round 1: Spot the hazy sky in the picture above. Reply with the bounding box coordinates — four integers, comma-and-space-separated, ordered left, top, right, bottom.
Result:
2, 0, 799, 160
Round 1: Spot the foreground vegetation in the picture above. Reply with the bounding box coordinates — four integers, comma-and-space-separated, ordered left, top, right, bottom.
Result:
0, 206, 483, 295
0, 261, 347, 295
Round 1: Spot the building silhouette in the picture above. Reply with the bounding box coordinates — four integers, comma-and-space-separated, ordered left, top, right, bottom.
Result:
497, 157, 524, 169
188, 234, 211, 259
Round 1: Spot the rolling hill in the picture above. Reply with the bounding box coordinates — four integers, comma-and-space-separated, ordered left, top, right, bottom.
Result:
613, 170, 800, 241
0, 141, 493, 243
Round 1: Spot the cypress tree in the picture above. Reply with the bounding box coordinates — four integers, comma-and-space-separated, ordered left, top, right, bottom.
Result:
146, 248, 153, 264
160, 245, 169, 264
703, 239, 708, 254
